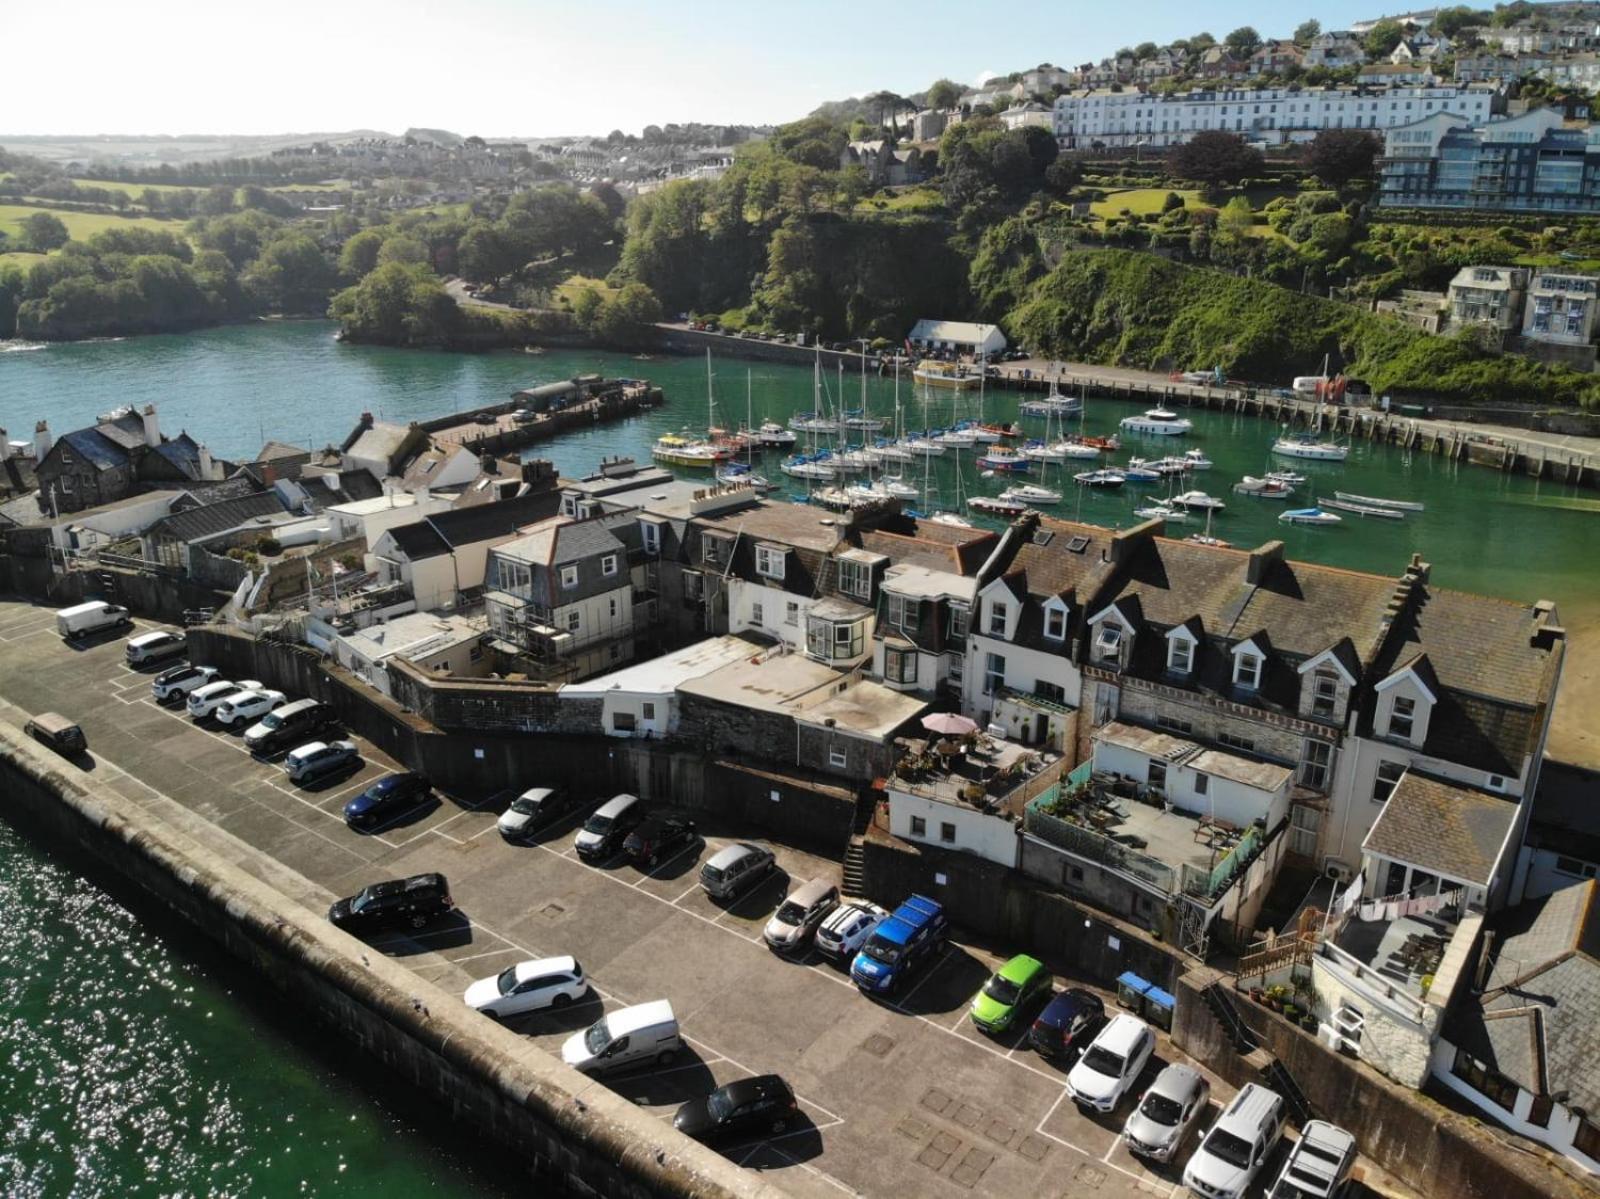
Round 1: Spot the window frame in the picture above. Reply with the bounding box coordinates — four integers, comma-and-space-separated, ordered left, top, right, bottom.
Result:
600, 553, 619, 577
1167, 636, 1194, 674
750, 601, 764, 628
828, 748, 848, 769
560, 563, 579, 590
1311, 670, 1340, 717
1094, 622, 1123, 661
565, 609, 581, 633
1044, 604, 1067, 641
988, 600, 1008, 636
754, 544, 786, 580
939, 821, 957, 844
885, 643, 918, 685
1373, 759, 1406, 803
910, 815, 927, 838
1233, 650, 1263, 691
1389, 694, 1417, 741
641, 522, 660, 554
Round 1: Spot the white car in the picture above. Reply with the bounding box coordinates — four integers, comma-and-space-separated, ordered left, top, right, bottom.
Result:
464, 956, 588, 1020
151, 664, 219, 703
215, 688, 287, 727
1066, 1013, 1155, 1114
813, 901, 889, 963
187, 680, 263, 720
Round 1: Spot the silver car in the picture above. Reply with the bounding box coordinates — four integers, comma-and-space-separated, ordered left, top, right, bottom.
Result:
1122, 1063, 1210, 1162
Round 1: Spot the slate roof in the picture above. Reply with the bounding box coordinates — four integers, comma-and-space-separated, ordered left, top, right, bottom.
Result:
382, 492, 564, 561
59, 428, 131, 470
256, 440, 311, 463
1446, 881, 1600, 1114
384, 521, 451, 561
144, 492, 288, 544
856, 527, 996, 575
1524, 762, 1600, 865
1362, 771, 1518, 886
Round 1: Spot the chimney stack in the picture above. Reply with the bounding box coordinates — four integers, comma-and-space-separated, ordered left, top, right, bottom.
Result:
199, 444, 216, 480
141, 403, 160, 446
34, 420, 51, 459
1110, 517, 1161, 565
1246, 540, 1285, 585
0, 430, 10, 462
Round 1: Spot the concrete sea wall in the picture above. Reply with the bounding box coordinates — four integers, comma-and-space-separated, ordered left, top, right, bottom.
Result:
0, 718, 786, 1199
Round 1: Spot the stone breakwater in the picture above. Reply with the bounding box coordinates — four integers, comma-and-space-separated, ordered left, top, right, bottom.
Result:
0, 718, 787, 1199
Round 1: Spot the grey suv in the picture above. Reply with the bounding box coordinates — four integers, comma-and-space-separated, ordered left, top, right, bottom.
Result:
1122, 1063, 1210, 1163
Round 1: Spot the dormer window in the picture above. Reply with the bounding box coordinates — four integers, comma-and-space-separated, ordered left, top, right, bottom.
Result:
601, 554, 618, 577
1312, 671, 1339, 717
1095, 623, 1122, 661
702, 534, 730, 566
1044, 605, 1067, 640
755, 544, 785, 580
560, 564, 579, 589
988, 601, 1008, 636
1233, 649, 1263, 690
641, 522, 660, 554
886, 593, 920, 636
1389, 696, 1416, 741
1167, 636, 1193, 674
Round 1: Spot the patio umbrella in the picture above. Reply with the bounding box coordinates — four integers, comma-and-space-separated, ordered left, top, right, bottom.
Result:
921, 712, 978, 737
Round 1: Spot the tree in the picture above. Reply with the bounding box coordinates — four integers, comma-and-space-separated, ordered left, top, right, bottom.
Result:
1189, 31, 1217, 51
246, 233, 336, 312
1306, 128, 1381, 189
196, 185, 238, 216
925, 79, 963, 110
376, 235, 430, 268
1432, 6, 1486, 37
1133, 42, 1159, 61
457, 224, 521, 287
589, 181, 626, 221
1492, 1, 1533, 27
328, 261, 457, 345
1044, 156, 1083, 194
1364, 19, 1405, 57
1218, 196, 1256, 239
1169, 131, 1264, 191
337, 229, 386, 280
1294, 19, 1321, 44
21, 212, 69, 252
1225, 26, 1262, 57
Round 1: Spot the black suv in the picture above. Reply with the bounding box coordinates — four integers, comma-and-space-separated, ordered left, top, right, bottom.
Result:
623, 815, 698, 867
244, 699, 342, 756
327, 873, 454, 934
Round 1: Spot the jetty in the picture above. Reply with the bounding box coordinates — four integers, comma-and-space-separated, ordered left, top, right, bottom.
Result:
424, 375, 664, 455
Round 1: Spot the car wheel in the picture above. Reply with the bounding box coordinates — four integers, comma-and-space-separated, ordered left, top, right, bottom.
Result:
552, 992, 572, 1009
771, 1118, 788, 1134
483, 1010, 501, 1023
410, 914, 427, 928
656, 1049, 677, 1066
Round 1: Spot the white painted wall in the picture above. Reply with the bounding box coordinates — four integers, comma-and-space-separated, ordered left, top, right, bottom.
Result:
1518, 848, 1600, 901
1430, 1039, 1600, 1175
728, 578, 810, 651
889, 791, 1020, 867
551, 585, 634, 651
962, 633, 1081, 723
600, 690, 675, 738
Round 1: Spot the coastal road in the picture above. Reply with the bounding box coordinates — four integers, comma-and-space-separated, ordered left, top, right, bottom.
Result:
0, 597, 1418, 1199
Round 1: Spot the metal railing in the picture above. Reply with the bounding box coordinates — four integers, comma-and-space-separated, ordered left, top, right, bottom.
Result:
1024, 795, 1177, 894
1314, 938, 1429, 1025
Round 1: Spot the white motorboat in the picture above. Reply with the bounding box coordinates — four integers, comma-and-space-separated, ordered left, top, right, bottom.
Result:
1266, 469, 1308, 486
901, 436, 948, 457
1019, 388, 1083, 417
1128, 455, 1191, 476
1183, 449, 1212, 470
1234, 475, 1295, 499
1171, 490, 1226, 511
998, 483, 1062, 506
1021, 439, 1068, 462
1075, 469, 1126, 488
1134, 503, 1189, 523
1120, 406, 1193, 436
756, 420, 797, 448
1272, 435, 1348, 461
1279, 507, 1343, 526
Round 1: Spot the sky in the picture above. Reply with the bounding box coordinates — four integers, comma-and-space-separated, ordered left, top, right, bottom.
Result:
6, 0, 1388, 140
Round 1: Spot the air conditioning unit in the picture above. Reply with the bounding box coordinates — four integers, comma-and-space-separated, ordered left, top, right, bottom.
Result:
1323, 858, 1352, 883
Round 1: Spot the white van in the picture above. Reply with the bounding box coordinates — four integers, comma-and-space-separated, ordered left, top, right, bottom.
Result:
561, 1000, 680, 1075
1183, 1082, 1286, 1198
57, 601, 131, 640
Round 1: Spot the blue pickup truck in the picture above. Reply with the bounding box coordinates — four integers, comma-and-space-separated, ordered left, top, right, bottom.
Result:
849, 894, 948, 995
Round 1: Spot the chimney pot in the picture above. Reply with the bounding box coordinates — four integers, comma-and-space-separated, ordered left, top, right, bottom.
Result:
34, 420, 51, 459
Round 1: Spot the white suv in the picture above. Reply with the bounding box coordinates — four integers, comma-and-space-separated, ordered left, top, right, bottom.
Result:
215, 689, 286, 727
1184, 1083, 1286, 1199
1066, 1013, 1155, 1113
814, 901, 888, 963
463, 956, 588, 1020
187, 680, 262, 720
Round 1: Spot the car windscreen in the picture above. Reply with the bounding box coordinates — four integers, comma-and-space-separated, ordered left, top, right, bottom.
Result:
1203, 1128, 1255, 1170
261, 709, 286, 730
707, 1088, 737, 1121
583, 1017, 612, 1055
511, 794, 542, 815
584, 813, 613, 834
861, 935, 900, 963
1140, 1091, 1185, 1126
775, 901, 807, 925
701, 864, 724, 882
983, 975, 1022, 1005
496, 966, 520, 996
350, 888, 377, 913
1080, 1045, 1126, 1078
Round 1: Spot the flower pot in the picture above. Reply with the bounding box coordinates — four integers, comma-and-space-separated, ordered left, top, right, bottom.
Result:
1249, 987, 1265, 1004
1282, 1004, 1299, 1021
1300, 1015, 1319, 1033
1266, 997, 1283, 1012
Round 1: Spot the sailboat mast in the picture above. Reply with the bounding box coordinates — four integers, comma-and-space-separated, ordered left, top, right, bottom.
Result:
746, 369, 754, 466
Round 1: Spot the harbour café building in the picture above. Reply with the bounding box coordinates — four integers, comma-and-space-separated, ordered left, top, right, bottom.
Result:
909, 319, 1008, 361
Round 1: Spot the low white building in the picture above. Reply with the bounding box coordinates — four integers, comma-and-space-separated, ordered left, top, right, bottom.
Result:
907, 319, 1007, 359
331, 610, 487, 695
559, 634, 757, 738
327, 491, 452, 554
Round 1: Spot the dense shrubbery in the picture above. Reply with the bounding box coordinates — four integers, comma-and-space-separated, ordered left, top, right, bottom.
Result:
1008, 249, 1600, 408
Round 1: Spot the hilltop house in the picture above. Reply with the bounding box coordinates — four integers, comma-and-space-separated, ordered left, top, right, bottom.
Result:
32, 404, 229, 516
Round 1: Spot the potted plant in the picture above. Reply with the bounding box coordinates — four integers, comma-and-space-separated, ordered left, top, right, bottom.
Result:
1264, 984, 1289, 1012
1283, 1002, 1300, 1022
1300, 1012, 1320, 1033
1249, 985, 1265, 1004
1419, 974, 1435, 1000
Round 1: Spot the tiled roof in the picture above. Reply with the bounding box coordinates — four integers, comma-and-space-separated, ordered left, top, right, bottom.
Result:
856, 527, 996, 575
255, 440, 310, 463
384, 521, 451, 561
1446, 881, 1600, 1114
1362, 771, 1517, 886
59, 429, 130, 471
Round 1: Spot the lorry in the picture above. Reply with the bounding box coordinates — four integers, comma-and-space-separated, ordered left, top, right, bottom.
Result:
56, 601, 132, 641
849, 894, 948, 995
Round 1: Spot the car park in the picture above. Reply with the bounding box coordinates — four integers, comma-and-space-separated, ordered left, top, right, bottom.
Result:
762, 877, 839, 955
186, 679, 262, 720
1122, 1063, 1210, 1163
623, 814, 697, 867
151, 663, 220, 703
813, 901, 888, 964
1183, 1082, 1286, 1199
327, 873, 454, 934
125, 630, 187, 666
343, 772, 431, 830
24, 711, 86, 755
494, 786, 575, 841
850, 895, 948, 995
672, 1074, 799, 1143
214, 688, 286, 727
574, 793, 646, 862
1030, 987, 1106, 1060
1266, 1120, 1356, 1199
561, 999, 680, 1075
969, 954, 1052, 1035
699, 842, 777, 902
1066, 1014, 1155, 1114
243, 698, 340, 755
284, 739, 361, 784
462, 956, 588, 1020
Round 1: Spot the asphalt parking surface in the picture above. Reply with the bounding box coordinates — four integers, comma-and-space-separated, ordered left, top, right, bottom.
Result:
0, 598, 1411, 1199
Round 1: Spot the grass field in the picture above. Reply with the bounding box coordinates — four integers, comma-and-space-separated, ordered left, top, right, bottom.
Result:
0, 251, 45, 271
1089, 187, 1202, 223
71, 178, 351, 196
853, 186, 946, 213
554, 274, 617, 306
0, 203, 179, 245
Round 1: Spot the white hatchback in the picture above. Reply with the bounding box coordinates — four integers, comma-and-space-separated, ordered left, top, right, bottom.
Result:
215, 689, 286, 726
187, 680, 263, 720
813, 901, 889, 963
464, 956, 588, 1020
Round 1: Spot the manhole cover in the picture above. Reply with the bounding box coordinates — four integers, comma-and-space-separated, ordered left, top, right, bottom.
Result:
541, 902, 566, 918
862, 1033, 895, 1058
1073, 1163, 1106, 1188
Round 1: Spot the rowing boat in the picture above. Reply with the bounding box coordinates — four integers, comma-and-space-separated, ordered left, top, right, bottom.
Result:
1318, 497, 1404, 520
1333, 491, 1425, 512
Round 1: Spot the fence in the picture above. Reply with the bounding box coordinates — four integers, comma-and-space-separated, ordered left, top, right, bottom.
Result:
1024, 791, 1177, 894
1182, 823, 1263, 901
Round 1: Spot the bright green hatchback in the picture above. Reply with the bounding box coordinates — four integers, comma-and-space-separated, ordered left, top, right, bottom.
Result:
970, 954, 1052, 1034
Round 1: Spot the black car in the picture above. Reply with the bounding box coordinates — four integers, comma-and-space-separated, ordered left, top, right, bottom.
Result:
673, 1074, 798, 1143
244, 699, 341, 756
328, 873, 454, 934
1030, 987, 1106, 1059
623, 815, 698, 867
343, 772, 432, 830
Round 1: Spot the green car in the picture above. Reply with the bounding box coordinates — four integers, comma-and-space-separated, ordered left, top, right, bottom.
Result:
970, 954, 1052, 1034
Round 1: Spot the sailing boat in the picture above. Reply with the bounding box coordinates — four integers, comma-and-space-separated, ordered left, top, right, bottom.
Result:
653, 348, 736, 467
782, 349, 837, 480
717, 370, 775, 491
1186, 503, 1231, 547
930, 442, 974, 526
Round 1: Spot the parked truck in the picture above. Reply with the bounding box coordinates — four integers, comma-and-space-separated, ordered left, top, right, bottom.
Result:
56, 601, 132, 641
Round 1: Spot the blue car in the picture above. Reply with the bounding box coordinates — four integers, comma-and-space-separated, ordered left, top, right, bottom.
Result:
850, 895, 947, 994
344, 772, 431, 830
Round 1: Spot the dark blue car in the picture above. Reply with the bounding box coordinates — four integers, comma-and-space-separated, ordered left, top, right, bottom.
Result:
1030, 987, 1106, 1059
344, 772, 431, 830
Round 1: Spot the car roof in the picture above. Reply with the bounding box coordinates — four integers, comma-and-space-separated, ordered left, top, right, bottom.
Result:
514, 955, 578, 981
1093, 1013, 1149, 1052
289, 740, 329, 758
787, 877, 836, 906
707, 841, 765, 868
517, 786, 557, 802
275, 698, 318, 716
632, 813, 686, 832
1218, 1083, 1284, 1130
130, 631, 176, 645
716, 1074, 791, 1106
594, 792, 640, 817
996, 954, 1045, 983
1148, 1063, 1205, 1099
608, 998, 674, 1034
1297, 1121, 1355, 1154
1041, 988, 1101, 1019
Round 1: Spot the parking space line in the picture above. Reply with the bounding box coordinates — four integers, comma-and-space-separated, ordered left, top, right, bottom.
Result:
670, 880, 702, 904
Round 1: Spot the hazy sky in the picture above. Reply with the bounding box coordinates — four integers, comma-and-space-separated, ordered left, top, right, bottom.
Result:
8, 0, 1381, 139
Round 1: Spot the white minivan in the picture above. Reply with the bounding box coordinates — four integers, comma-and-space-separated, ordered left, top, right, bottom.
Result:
561, 1000, 680, 1075
1183, 1082, 1286, 1199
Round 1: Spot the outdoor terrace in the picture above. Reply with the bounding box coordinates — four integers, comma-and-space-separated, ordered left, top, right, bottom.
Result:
889, 734, 1062, 814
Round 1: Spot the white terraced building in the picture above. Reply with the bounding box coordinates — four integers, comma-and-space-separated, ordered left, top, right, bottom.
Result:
1052, 83, 1497, 149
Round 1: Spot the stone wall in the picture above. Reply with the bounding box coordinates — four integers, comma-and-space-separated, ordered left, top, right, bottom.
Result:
0, 718, 778, 1199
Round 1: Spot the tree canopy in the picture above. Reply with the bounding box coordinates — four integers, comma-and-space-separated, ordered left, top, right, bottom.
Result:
1169, 131, 1264, 191
1306, 129, 1382, 189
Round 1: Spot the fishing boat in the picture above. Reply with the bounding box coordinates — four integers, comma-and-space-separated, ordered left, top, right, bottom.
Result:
976, 447, 1030, 473
652, 433, 733, 467
1075, 468, 1126, 488
1172, 490, 1226, 511
1266, 469, 1307, 486
756, 420, 797, 448
1334, 491, 1425, 512
1319, 496, 1403, 520
1272, 435, 1348, 461
1120, 406, 1193, 436
913, 360, 979, 390
1234, 475, 1295, 499
1279, 507, 1343, 526
968, 495, 1030, 517
998, 483, 1062, 506
1134, 503, 1189, 523
1183, 449, 1213, 470
716, 462, 775, 492
788, 412, 839, 434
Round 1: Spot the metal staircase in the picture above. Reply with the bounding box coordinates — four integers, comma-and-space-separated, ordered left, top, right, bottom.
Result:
1201, 982, 1259, 1055
1262, 1058, 1314, 1127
